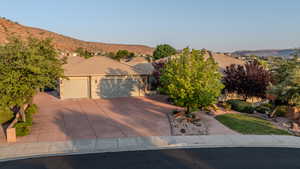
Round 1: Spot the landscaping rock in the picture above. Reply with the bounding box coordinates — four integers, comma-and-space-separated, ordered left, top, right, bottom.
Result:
250, 112, 296, 135
291, 123, 300, 132
168, 112, 208, 136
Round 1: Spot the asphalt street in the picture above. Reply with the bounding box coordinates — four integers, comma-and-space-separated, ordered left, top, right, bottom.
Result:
0, 147, 300, 169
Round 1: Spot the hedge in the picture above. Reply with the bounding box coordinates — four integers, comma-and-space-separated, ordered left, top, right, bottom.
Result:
255, 105, 272, 114
226, 99, 255, 113
275, 105, 289, 117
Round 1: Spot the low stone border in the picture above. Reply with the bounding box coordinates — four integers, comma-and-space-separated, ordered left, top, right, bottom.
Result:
0, 135, 300, 162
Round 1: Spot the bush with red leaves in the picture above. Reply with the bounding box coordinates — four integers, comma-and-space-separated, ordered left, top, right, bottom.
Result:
223, 60, 272, 100
151, 61, 166, 90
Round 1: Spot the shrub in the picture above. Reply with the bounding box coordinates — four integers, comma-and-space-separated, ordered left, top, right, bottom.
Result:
275, 105, 289, 117
223, 60, 272, 100
26, 104, 38, 115
226, 99, 244, 108
14, 122, 30, 136
25, 109, 33, 126
210, 104, 219, 111
243, 106, 255, 114
260, 103, 274, 109
226, 99, 254, 113
255, 105, 271, 114
222, 102, 232, 111
14, 104, 37, 136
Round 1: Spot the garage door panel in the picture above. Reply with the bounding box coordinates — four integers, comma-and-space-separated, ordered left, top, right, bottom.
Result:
61, 78, 89, 99
97, 78, 141, 98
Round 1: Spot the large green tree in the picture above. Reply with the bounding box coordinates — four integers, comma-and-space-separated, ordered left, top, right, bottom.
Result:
153, 44, 177, 60
267, 56, 300, 106
0, 37, 64, 122
160, 48, 224, 113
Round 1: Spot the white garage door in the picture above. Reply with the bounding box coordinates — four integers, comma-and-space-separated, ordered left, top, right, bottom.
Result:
98, 78, 143, 98
61, 77, 90, 99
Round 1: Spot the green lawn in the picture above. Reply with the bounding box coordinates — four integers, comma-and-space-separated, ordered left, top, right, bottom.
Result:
215, 114, 291, 135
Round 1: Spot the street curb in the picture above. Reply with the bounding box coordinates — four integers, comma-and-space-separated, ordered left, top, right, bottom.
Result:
0, 135, 299, 162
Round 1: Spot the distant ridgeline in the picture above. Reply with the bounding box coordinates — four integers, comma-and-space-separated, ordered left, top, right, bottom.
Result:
0, 17, 153, 55
232, 48, 299, 59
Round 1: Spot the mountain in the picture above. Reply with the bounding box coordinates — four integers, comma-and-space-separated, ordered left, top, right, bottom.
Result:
0, 18, 153, 55
232, 49, 298, 58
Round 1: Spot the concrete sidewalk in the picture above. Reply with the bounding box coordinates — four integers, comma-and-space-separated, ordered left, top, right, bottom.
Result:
0, 135, 299, 162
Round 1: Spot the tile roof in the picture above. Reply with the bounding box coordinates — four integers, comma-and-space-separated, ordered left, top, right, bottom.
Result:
63, 56, 149, 76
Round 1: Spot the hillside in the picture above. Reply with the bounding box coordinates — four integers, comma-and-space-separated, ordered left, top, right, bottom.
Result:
232, 49, 298, 58
0, 18, 153, 55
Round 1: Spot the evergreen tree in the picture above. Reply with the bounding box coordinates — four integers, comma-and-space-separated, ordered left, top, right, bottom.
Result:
267, 56, 300, 106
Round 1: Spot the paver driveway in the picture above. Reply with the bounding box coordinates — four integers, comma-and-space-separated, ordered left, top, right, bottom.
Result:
15, 93, 179, 143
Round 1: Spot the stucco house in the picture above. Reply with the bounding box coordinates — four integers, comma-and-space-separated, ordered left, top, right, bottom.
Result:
59, 56, 150, 99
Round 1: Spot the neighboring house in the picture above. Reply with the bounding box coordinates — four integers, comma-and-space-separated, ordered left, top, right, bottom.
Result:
153, 51, 244, 72
205, 51, 244, 72
122, 57, 154, 74
59, 56, 150, 99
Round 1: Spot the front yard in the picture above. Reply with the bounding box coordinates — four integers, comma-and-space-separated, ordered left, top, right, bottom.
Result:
215, 114, 291, 135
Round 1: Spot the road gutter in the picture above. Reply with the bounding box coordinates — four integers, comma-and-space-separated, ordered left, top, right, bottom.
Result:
0, 135, 299, 162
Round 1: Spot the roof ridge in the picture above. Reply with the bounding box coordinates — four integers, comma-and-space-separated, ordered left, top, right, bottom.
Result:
118, 59, 150, 74
64, 56, 150, 76
95, 56, 148, 74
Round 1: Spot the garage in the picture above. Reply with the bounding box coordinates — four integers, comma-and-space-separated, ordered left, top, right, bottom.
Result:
59, 56, 149, 99
92, 76, 146, 99
60, 77, 90, 99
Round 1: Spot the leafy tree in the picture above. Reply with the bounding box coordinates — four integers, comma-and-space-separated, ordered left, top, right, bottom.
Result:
0, 37, 65, 122
75, 47, 93, 59
114, 50, 135, 61
267, 56, 300, 106
160, 48, 224, 113
153, 44, 177, 60
106, 52, 116, 59
223, 60, 272, 100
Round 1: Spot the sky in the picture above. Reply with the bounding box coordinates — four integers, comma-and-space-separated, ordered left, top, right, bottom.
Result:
1, 0, 300, 52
